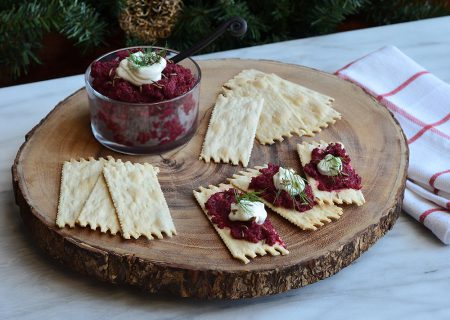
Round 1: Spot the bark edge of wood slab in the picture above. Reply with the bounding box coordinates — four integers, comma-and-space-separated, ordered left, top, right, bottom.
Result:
12, 59, 408, 299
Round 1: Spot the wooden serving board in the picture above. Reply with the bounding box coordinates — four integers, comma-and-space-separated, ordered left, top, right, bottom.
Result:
12, 59, 408, 299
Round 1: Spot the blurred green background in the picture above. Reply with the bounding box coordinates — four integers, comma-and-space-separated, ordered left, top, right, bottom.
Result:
1, 0, 449, 87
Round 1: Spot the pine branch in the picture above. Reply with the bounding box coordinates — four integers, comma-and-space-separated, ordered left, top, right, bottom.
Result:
248, 0, 308, 42
4, 0, 450, 80
166, 1, 217, 51
165, 0, 267, 53
0, 0, 20, 11
0, 0, 108, 79
308, 0, 369, 34
216, 0, 266, 43
0, 0, 51, 78
156, 0, 449, 54
58, 0, 108, 50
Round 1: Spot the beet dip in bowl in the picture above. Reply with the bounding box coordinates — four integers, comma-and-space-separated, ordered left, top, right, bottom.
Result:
85, 46, 201, 155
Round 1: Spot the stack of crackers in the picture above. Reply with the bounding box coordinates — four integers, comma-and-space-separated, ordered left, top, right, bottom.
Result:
56, 157, 176, 240
200, 69, 341, 166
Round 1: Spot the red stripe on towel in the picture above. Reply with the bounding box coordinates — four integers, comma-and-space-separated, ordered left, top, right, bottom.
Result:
376, 71, 429, 100
429, 169, 450, 190
419, 208, 448, 223
334, 52, 373, 75
408, 113, 450, 144
336, 74, 450, 142
378, 99, 450, 141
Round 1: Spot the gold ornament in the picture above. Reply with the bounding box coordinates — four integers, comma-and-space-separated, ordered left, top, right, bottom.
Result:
119, 0, 183, 43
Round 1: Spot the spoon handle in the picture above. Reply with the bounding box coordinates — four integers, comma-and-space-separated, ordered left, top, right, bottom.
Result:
170, 16, 247, 64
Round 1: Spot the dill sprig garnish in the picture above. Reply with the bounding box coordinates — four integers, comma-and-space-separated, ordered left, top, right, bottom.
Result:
127, 48, 167, 69
234, 190, 262, 214
298, 189, 312, 205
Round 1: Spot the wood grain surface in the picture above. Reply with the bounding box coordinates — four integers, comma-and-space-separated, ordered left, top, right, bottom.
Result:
12, 59, 408, 299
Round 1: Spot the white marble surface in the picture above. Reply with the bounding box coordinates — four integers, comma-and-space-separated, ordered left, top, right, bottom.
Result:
1, 16, 450, 320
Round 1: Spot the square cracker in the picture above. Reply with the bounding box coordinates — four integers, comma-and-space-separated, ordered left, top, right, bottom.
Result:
199, 94, 263, 166
193, 184, 289, 264
222, 69, 341, 144
56, 157, 106, 228
103, 160, 176, 240
77, 174, 120, 235
228, 165, 343, 231
297, 141, 365, 206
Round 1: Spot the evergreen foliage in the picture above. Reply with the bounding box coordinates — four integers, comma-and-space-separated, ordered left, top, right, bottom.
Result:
0, 0, 107, 79
1, 0, 449, 79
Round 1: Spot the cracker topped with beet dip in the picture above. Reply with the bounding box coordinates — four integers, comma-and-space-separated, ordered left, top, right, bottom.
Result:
193, 184, 289, 264
297, 141, 365, 206
229, 164, 343, 231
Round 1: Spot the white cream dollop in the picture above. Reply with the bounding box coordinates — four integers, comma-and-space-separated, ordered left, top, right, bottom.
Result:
273, 167, 305, 196
317, 154, 343, 176
116, 51, 167, 86
229, 200, 267, 225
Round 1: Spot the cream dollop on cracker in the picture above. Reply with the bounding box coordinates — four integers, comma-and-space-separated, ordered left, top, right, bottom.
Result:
229, 200, 267, 225
273, 167, 305, 196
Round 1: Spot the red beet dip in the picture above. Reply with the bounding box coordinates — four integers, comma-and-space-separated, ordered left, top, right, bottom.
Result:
90, 50, 196, 103
205, 188, 285, 246
249, 163, 316, 212
88, 48, 200, 149
303, 143, 362, 191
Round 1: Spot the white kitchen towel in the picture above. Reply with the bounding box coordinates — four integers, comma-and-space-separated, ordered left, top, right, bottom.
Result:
336, 45, 450, 244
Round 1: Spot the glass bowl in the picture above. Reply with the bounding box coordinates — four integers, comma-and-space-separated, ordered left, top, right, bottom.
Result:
84, 46, 201, 155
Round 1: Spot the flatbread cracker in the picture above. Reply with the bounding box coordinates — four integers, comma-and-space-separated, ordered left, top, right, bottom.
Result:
297, 141, 365, 206
223, 73, 305, 144
193, 184, 289, 264
228, 165, 343, 231
56, 158, 106, 228
77, 174, 120, 235
222, 69, 341, 144
260, 72, 341, 136
199, 94, 263, 166
103, 160, 176, 240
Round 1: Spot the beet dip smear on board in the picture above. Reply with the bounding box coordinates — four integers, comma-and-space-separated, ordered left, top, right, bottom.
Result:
90, 49, 196, 103
205, 188, 286, 246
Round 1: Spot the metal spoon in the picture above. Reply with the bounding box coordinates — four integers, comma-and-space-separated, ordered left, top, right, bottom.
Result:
169, 16, 247, 64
